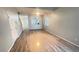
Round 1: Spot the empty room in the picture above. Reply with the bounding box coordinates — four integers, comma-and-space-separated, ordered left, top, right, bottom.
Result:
0, 7, 79, 52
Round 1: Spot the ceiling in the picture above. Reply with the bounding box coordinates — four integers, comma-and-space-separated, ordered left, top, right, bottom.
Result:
30, 7, 59, 11
16, 7, 59, 15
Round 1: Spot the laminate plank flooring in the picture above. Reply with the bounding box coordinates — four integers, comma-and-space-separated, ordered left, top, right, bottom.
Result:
10, 30, 79, 52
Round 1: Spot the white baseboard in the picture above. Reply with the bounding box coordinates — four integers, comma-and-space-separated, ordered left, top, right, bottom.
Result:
8, 40, 15, 52
8, 31, 23, 52
45, 29, 79, 48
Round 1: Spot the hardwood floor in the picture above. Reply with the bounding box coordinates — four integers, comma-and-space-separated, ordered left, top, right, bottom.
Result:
10, 30, 79, 52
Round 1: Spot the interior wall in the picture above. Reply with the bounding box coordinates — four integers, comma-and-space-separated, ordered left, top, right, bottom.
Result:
0, 8, 23, 51
0, 8, 12, 51
44, 7, 79, 46
19, 15, 29, 31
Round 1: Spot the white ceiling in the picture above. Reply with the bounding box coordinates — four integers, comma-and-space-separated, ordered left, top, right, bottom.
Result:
30, 7, 58, 11
16, 7, 58, 15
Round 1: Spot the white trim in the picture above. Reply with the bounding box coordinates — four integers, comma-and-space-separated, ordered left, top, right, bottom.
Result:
8, 31, 23, 52
56, 35, 79, 47
8, 40, 15, 52
45, 29, 79, 48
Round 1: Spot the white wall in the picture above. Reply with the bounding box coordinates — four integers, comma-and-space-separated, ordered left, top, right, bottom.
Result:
19, 15, 29, 31
0, 8, 23, 51
44, 7, 79, 46
0, 8, 12, 51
